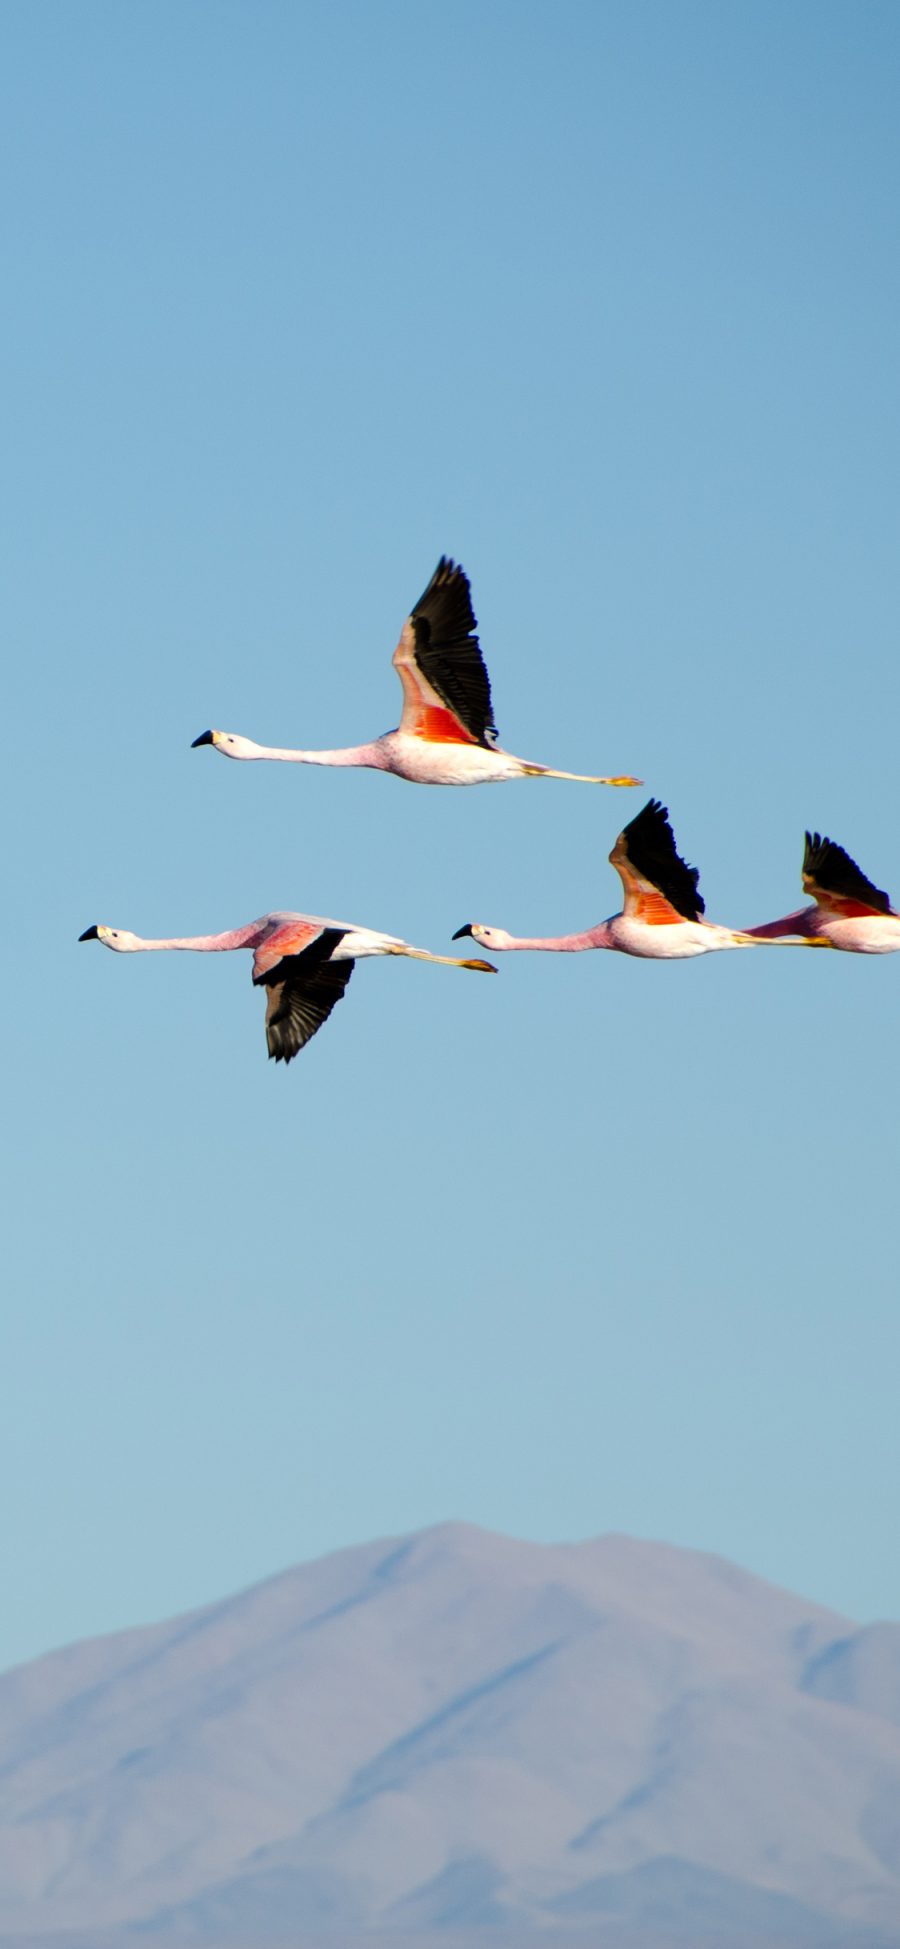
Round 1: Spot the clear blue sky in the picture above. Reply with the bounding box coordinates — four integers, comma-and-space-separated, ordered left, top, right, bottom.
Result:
3, 0, 898, 1673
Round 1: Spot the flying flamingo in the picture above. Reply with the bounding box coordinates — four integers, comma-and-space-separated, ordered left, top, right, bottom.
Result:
453, 800, 830, 960
191, 556, 640, 788
78, 913, 496, 1063
743, 832, 900, 952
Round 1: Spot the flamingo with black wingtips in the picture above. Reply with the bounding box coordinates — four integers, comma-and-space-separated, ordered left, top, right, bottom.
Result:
79, 912, 495, 1064
192, 557, 640, 789
744, 832, 900, 952
454, 800, 830, 960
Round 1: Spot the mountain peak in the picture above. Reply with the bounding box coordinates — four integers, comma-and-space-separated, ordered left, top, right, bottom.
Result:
0, 1526, 897, 1946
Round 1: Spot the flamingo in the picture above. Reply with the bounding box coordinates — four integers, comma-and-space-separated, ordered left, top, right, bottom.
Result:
191, 557, 640, 788
453, 799, 831, 960
743, 832, 900, 952
78, 913, 496, 1063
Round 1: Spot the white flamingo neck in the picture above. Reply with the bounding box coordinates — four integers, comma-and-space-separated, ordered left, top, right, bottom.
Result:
129, 923, 261, 952
500, 925, 611, 952
253, 741, 388, 769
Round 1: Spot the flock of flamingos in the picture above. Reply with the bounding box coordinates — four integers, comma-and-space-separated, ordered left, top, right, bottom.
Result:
80, 556, 899, 1063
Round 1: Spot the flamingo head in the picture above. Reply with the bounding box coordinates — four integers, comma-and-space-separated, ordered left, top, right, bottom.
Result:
453, 923, 513, 952
191, 729, 262, 761
78, 925, 141, 952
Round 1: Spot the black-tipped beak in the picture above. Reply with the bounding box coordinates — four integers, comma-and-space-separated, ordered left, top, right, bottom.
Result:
452, 924, 474, 940
191, 729, 215, 748
79, 925, 99, 941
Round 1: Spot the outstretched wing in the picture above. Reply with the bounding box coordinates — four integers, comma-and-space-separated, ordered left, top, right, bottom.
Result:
802, 832, 892, 917
253, 927, 353, 1063
392, 557, 498, 748
609, 799, 705, 923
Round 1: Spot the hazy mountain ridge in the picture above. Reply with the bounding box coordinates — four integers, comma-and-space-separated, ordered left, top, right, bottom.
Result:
1, 1524, 899, 1944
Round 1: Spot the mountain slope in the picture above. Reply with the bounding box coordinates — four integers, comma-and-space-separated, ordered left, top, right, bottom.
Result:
1, 1524, 899, 1941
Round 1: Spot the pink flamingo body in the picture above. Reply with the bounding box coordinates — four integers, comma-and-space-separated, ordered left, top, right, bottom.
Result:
745, 832, 900, 953
454, 801, 829, 961
192, 557, 640, 789
79, 912, 495, 1064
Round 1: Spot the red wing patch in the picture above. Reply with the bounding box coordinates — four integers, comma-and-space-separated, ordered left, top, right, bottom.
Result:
252, 922, 319, 981
411, 703, 479, 746
804, 888, 888, 919
611, 849, 685, 925
633, 887, 685, 926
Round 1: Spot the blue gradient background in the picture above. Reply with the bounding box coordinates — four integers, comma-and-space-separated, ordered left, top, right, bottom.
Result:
2, 0, 898, 1672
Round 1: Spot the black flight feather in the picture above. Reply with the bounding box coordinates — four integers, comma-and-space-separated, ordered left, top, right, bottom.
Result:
254, 927, 353, 1063
620, 799, 705, 920
803, 833, 890, 913
409, 557, 497, 748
